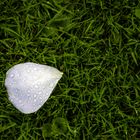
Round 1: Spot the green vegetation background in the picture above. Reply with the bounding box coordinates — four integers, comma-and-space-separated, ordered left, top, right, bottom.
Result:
0, 0, 140, 139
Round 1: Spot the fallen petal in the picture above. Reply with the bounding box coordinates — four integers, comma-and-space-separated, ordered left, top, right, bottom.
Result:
5, 62, 63, 114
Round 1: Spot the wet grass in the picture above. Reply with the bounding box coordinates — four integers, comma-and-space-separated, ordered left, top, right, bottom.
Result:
0, 0, 140, 139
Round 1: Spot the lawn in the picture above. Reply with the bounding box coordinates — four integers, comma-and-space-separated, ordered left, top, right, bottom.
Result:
0, 0, 140, 139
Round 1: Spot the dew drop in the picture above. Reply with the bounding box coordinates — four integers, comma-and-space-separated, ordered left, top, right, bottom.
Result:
10, 98, 13, 102
35, 85, 38, 88
27, 94, 30, 97
15, 89, 18, 93
34, 67, 37, 71
27, 89, 31, 93
16, 72, 20, 77
27, 69, 31, 73
10, 74, 14, 78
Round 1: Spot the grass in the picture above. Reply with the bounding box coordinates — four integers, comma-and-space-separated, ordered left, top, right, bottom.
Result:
0, 0, 140, 139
